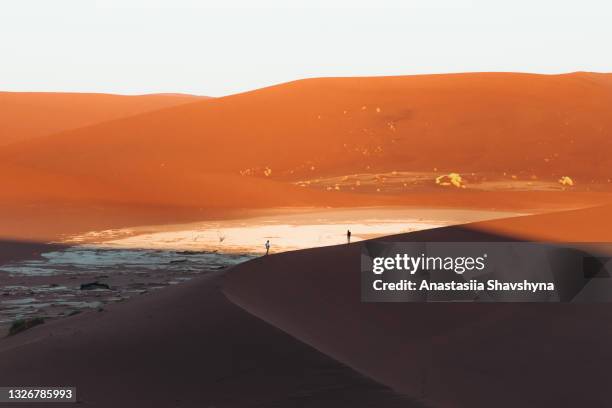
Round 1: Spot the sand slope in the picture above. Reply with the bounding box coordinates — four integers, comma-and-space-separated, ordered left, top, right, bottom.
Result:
2, 73, 612, 239
3, 72, 612, 179
0, 268, 413, 408
0, 92, 202, 146
224, 204, 612, 407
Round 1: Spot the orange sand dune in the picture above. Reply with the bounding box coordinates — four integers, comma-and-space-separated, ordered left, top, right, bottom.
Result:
1, 72, 612, 238
3, 72, 611, 179
0, 92, 203, 146
224, 203, 612, 408
0, 162, 389, 240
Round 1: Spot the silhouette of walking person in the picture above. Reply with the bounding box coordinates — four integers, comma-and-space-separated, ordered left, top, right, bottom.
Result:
347, 229, 351, 244
265, 239, 270, 255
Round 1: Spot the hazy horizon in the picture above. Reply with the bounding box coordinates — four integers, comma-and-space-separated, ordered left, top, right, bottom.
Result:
1, 70, 611, 98
2, 0, 611, 96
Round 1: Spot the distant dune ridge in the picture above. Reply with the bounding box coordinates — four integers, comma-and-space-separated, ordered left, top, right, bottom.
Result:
1, 72, 612, 239
0, 92, 203, 146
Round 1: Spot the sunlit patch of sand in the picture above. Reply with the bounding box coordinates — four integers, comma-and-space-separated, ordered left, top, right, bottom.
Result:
64, 208, 522, 254
435, 173, 466, 188
559, 176, 575, 187
65, 228, 137, 244
293, 171, 600, 193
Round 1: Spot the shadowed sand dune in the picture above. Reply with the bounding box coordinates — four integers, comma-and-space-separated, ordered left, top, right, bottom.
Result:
0, 267, 414, 408
0, 92, 203, 146
1, 205, 610, 407
1, 72, 612, 240
224, 204, 612, 407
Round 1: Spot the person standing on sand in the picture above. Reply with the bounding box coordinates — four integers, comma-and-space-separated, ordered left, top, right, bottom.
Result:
347, 229, 351, 244
265, 240, 270, 255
